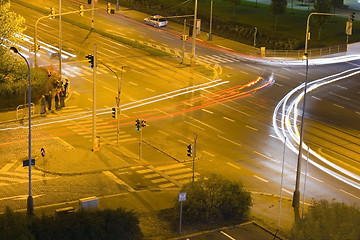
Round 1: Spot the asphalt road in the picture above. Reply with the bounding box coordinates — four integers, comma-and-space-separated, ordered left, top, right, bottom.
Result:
1, 0, 359, 227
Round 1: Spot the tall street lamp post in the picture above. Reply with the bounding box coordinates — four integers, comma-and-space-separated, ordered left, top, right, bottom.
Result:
209, 0, 213, 41
293, 12, 336, 211
10, 46, 34, 215
190, 0, 198, 66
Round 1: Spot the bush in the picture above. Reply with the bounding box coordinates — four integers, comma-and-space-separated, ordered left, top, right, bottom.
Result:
289, 199, 360, 240
175, 174, 252, 224
0, 207, 143, 240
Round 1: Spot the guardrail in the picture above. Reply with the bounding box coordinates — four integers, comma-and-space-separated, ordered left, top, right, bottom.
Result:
16, 103, 35, 120
246, 44, 347, 59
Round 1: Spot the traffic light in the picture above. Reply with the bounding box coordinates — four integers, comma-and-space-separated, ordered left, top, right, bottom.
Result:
112, 107, 118, 119
107, 3, 111, 14
180, 35, 188, 41
141, 119, 147, 127
350, 12, 355, 22
187, 144, 192, 157
85, 54, 94, 68
35, 44, 40, 51
79, 5, 84, 16
135, 119, 141, 131
88, 0, 92, 4
50, 7, 55, 19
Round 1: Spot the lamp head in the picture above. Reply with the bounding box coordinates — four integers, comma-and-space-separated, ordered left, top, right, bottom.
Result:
302, 53, 308, 60
10, 46, 19, 54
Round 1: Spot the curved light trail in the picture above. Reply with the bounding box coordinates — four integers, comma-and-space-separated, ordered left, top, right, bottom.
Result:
273, 67, 360, 190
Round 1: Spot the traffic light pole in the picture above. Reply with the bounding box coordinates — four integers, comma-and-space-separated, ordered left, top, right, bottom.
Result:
190, 0, 198, 66
181, 19, 186, 64
59, 0, 62, 77
139, 126, 143, 161
92, 44, 98, 151
192, 132, 198, 182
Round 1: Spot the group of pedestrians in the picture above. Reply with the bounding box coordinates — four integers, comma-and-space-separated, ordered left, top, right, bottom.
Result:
40, 78, 70, 115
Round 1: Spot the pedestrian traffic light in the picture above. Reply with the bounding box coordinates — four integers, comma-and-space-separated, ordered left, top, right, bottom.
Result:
88, 0, 92, 4
79, 5, 84, 16
350, 12, 355, 22
107, 3, 111, 14
187, 144, 192, 157
112, 107, 118, 119
85, 54, 94, 68
49, 7, 55, 19
135, 119, 141, 131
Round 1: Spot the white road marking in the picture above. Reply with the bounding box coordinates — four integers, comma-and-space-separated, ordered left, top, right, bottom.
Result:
103, 86, 117, 93
240, 71, 249, 75
337, 84, 347, 90
356, 112, 360, 115
87, 98, 93, 102
223, 117, 235, 122
275, 82, 283, 87
220, 231, 236, 240
254, 151, 280, 164
184, 120, 205, 130
298, 72, 306, 76
218, 135, 242, 147
245, 64, 262, 71
202, 109, 213, 114
129, 81, 138, 86
340, 189, 360, 200
281, 188, 293, 195
202, 151, 215, 157
329, 92, 350, 100
254, 175, 268, 183
225, 66, 233, 70
178, 139, 188, 145
103, 171, 135, 192
157, 130, 169, 136
146, 88, 156, 92
246, 125, 258, 131
276, 74, 290, 79
333, 104, 344, 108
311, 96, 322, 100
227, 162, 241, 169
72, 91, 80, 95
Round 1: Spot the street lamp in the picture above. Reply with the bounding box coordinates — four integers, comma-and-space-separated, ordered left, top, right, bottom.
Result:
10, 46, 34, 215
293, 12, 335, 211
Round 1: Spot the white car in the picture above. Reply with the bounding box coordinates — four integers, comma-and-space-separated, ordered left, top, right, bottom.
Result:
144, 15, 168, 27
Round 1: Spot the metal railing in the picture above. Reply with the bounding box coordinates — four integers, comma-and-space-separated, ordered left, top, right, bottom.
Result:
16, 103, 35, 120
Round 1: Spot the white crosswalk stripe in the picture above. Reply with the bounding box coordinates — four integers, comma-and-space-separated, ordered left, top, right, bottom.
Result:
132, 163, 200, 188
194, 54, 245, 65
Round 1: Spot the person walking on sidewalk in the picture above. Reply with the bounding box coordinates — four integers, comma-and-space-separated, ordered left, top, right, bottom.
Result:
55, 90, 60, 110
45, 90, 52, 111
40, 95, 46, 114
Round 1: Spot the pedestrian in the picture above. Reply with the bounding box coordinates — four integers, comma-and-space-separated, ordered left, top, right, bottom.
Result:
60, 89, 65, 108
46, 91, 52, 111
55, 90, 60, 110
40, 95, 46, 114
64, 78, 69, 97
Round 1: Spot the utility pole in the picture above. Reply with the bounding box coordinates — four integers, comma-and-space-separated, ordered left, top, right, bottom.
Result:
92, 44, 98, 151
91, 0, 95, 29
209, 0, 213, 41
182, 19, 186, 64
59, 0, 62, 77
190, 0, 198, 66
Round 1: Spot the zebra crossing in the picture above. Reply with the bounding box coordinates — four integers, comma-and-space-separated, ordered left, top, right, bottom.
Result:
132, 163, 200, 188
0, 161, 53, 186
63, 116, 137, 145
194, 53, 245, 65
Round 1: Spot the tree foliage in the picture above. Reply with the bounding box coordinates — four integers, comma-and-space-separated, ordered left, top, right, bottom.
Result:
312, 0, 332, 40
0, 207, 143, 240
290, 199, 360, 240
270, 0, 287, 30
175, 174, 252, 223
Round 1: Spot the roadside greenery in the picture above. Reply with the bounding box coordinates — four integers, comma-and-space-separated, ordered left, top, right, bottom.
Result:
0, 207, 143, 240
115, 0, 360, 49
175, 174, 252, 224
289, 199, 360, 240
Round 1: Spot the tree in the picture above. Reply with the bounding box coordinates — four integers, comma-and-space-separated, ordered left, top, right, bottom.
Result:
222, 0, 241, 19
312, 0, 332, 40
175, 174, 252, 223
270, 0, 287, 31
290, 199, 360, 240
331, 0, 343, 13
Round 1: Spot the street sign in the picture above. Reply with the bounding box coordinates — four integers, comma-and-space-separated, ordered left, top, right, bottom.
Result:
178, 192, 186, 202
23, 159, 35, 167
41, 148, 45, 157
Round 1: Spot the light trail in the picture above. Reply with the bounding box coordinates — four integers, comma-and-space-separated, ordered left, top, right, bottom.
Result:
273, 67, 360, 190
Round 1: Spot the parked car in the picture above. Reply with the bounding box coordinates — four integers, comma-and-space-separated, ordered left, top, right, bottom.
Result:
144, 15, 168, 27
